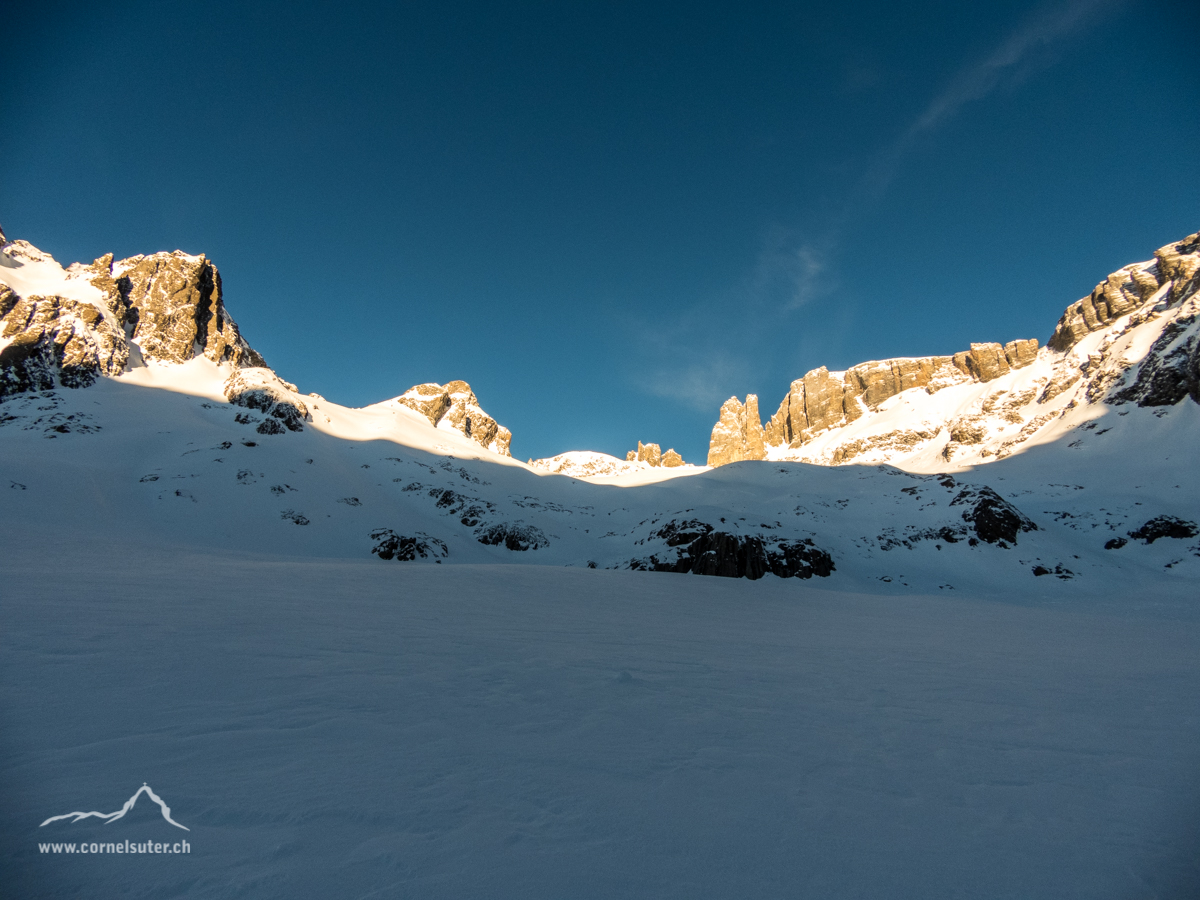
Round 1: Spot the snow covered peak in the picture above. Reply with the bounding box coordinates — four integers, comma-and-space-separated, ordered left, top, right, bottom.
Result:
391, 380, 513, 457
0, 236, 264, 401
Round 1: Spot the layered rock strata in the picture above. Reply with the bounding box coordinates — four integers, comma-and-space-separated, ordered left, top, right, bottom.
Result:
708, 231, 1200, 468
1046, 235, 1198, 351
396, 380, 513, 456
756, 341, 1040, 457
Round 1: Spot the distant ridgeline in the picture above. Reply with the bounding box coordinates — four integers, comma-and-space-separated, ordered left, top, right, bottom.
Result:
0, 224, 512, 454
707, 232, 1200, 468
2, 221, 1197, 475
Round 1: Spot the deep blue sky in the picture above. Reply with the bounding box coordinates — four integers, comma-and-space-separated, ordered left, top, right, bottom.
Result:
3, 1, 1197, 462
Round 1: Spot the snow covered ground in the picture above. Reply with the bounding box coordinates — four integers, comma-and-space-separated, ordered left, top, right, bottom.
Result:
4, 232, 1200, 896
3, 542, 1199, 899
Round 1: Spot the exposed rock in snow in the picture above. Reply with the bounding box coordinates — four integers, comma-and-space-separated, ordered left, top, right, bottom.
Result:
395, 380, 512, 456
0, 236, 263, 400
622, 440, 688, 467
660, 448, 685, 467
751, 345, 1041, 465
369, 529, 448, 561
632, 441, 661, 466
395, 382, 453, 426
224, 368, 311, 434
530, 451, 644, 478
630, 518, 836, 580
1127, 516, 1198, 545
709, 231, 1200, 470
109, 251, 264, 368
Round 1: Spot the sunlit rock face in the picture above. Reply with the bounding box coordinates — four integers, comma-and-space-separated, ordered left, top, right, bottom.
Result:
0, 231, 264, 400
396, 380, 513, 457
707, 394, 766, 467
621, 441, 687, 468
113, 252, 264, 368
708, 231, 1200, 469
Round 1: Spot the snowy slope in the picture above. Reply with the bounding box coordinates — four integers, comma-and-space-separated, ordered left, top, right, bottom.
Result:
3, 228, 1200, 898
2, 232, 1200, 593
4, 551, 1199, 899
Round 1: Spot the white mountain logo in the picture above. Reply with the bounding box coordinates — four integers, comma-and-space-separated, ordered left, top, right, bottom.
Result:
40, 783, 190, 831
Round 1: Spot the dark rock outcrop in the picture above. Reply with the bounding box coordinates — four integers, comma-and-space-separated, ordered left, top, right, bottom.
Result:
1108, 314, 1199, 407
1127, 516, 1198, 544
949, 486, 1037, 546
370, 529, 449, 560
224, 369, 310, 434
633, 522, 835, 581
476, 522, 549, 551
0, 288, 130, 400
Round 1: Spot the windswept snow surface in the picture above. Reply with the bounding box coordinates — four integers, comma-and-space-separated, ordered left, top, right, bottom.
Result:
2, 311, 1200, 894
3, 547, 1200, 899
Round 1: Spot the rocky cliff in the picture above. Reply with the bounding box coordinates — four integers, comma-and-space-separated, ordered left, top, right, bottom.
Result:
707, 232, 1200, 469
706, 394, 766, 466
1, 230, 263, 401
624, 441, 686, 468
395, 380, 513, 456
0, 230, 517, 453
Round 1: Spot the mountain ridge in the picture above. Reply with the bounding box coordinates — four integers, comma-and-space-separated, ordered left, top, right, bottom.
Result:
705, 231, 1200, 472
1, 224, 1197, 586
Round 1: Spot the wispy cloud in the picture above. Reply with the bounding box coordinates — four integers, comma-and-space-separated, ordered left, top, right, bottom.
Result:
858, 0, 1118, 206
750, 227, 834, 310
768, 0, 1119, 310
631, 0, 1118, 406
638, 353, 754, 413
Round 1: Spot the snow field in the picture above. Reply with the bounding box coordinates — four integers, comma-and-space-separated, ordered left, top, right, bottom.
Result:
2, 546, 1199, 898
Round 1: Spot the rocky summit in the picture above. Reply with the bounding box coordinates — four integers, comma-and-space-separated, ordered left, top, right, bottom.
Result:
706, 394, 766, 466
0, 235, 262, 401
0, 229, 515, 456
707, 232, 1200, 469
395, 380, 513, 456
625, 440, 686, 468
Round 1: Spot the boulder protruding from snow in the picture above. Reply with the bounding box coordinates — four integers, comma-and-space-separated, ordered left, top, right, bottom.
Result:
396, 380, 513, 456
224, 368, 311, 434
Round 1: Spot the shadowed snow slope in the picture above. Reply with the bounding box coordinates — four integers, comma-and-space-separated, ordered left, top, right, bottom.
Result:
3, 550, 1199, 898
3, 230, 1198, 588
2, 228, 1200, 896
